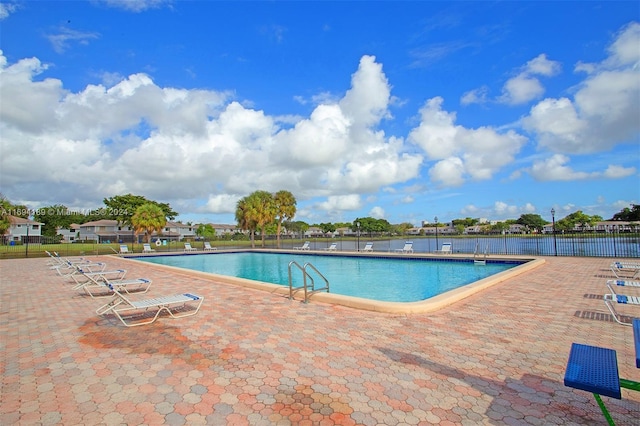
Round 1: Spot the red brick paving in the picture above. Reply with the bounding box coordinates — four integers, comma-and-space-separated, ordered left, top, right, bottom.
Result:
1, 255, 639, 425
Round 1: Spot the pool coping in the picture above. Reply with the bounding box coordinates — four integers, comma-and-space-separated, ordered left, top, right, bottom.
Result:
115, 249, 546, 314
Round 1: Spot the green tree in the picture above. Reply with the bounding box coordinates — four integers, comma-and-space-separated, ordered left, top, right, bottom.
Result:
391, 222, 414, 236
612, 204, 640, 221
318, 222, 337, 234
352, 217, 391, 236
247, 191, 277, 248
196, 224, 216, 240
236, 197, 257, 247
516, 214, 547, 233
33, 204, 85, 237
273, 190, 297, 248
375, 218, 392, 234
131, 203, 167, 243
284, 220, 309, 239
103, 194, 177, 228
236, 191, 276, 248
264, 222, 278, 236
451, 217, 478, 227
556, 210, 600, 232
334, 222, 353, 229
0, 194, 13, 236
352, 217, 370, 234
491, 221, 510, 234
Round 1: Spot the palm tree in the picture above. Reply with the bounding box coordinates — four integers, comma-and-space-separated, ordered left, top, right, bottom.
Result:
246, 191, 277, 248
273, 190, 296, 248
235, 197, 257, 248
236, 191, 277, 248
131, 203, 167, 243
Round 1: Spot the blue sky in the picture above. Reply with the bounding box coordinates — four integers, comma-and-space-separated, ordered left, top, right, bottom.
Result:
1, 1, 638, 226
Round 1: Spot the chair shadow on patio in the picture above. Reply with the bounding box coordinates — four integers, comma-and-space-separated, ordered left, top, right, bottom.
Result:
78, 319, 220, 370
376, 347, 639, 425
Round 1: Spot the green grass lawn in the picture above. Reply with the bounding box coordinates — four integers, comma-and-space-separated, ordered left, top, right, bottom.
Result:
0, 240, 263, 259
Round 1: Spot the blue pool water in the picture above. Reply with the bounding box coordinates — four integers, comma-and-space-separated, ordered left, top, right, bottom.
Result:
137, 252, 521, 303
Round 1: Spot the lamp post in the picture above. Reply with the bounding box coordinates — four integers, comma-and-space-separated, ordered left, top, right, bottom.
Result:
356, 221, 360, 252
25, 218, 30, 258
551, 208, 557, 257
434, 216, 439, 248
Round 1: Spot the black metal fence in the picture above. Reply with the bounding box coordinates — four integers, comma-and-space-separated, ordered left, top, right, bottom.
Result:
2, 231, 638, 259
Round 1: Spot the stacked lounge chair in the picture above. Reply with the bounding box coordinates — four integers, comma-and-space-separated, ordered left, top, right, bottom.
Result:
48, 254, 202, 327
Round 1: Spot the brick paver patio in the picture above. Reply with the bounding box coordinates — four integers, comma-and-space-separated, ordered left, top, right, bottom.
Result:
1, 255, 639, 425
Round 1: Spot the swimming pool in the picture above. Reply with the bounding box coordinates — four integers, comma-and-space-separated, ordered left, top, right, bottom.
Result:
136, 252, 523, 303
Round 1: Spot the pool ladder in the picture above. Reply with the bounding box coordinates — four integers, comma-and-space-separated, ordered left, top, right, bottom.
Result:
288, 261, 330, 303
473, 242, 488, 265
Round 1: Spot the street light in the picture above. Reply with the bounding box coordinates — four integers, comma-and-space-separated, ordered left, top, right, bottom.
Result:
356, 221, 360, 252
551, 208, 557, 257
434, 216, 439, 248
25, 217, 30, 258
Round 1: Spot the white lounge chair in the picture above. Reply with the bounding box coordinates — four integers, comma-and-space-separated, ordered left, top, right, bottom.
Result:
85, 278, 152, 298
611, 262, 640, 279
324, 243, 337, 251
70, 268, 127, 286
604, 292, 640, 326
119, 245, 130, 255
72, 269, 152, 298
434, 243, 452, 254
606, 279, 640, 296
184, 243, 198, 252
294, 241, 310, 250
47, 252, 90, 269
142, 243, 156, 253
46, 250, 76, 267
96, 283, 204, 327
362, 242, 374, 252
53, 260, 107, 277
204, 242, 218, 251
395, 242, 413, 254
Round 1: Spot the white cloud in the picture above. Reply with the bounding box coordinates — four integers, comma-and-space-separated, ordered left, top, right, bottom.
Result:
460, 86, 489, 105
612, 199, 639, 211
499, 54, 561, 105
97, 0, 170, 12
461, 204, 480, 216
461, 201, 537, 220
99, 71, 126, 87
523, 22, 640, 154
521, 98, 587, 153
47, 28, 100, 54
529, 155, 589, 181
0, 52, 422, 215
463, 54, 561, 106
494, 201, 527, 217
369, 206, 385, 219
528, 154, 636, 182
0, 3, 18, 20
602, 164, 637, 179
203, 194, 241, 214
315, 195, 362, 212
340, 56, 392, 128
526, 53, 562, 76
408, 97, 527, 187
500, 74, 545, 105
429, 157, 466, 187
